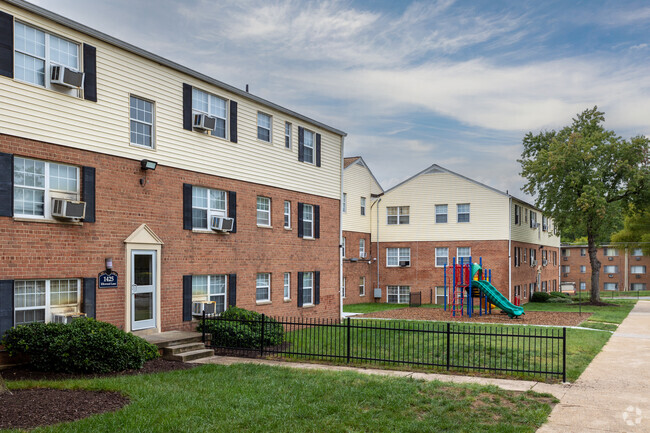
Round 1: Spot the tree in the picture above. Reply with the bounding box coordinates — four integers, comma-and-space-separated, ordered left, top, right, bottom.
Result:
611, 204, 650, 255
519, 107, 649, 303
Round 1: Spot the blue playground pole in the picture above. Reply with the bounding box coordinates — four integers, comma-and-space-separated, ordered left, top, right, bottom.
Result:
443, 265, 447, 311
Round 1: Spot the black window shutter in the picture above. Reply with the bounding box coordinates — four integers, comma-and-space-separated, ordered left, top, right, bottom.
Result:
314, 271, 320, 305
228, 274, 237, 307
183, 183, 193, 230
0, 152, 13, 217
298, 127, 305, 162
82, 166, 96, 222
183, 275, 192, 321
297, 202, 304, 238
83, 277, 96, 318
0, 280, 13, 336
229, 100, 238, 143
314, 205, 320, 239
182, 83, 193, 131
228, 191, 237, 233
82, 44, 97, 102
297, 272, 303, 307
0, 12, 13, 79
316, 133, 321, 167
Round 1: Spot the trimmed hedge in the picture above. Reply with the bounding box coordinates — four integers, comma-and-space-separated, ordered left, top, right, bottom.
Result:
530, 292, 551, 303
197, 306, 284, 349
2, 319, 159, 373
547, 297, 573, 304
549, 291, 570, 299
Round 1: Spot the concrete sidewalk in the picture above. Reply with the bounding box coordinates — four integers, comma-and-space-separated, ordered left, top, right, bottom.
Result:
537, 300, 650, 433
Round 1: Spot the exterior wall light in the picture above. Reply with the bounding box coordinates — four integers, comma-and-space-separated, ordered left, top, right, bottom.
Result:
140, 159, 157, 170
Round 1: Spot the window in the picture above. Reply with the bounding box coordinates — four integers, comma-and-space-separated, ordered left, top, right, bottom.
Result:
342, 237, 346, 257
387, 286, 410, 304
435, 286, 446, 304
542, 216, 548, 231
524, 209, 528, 223
285, 122, 292, 149
257, 196, 271, 226
192, 275, 227, 314
435, 247, 448, 267
257, 112, 272, 142
514, 247, 521, 267
561, 265, 570, 274
359, 238, 366, 258
542, 281, 548, 292
457, 203, 470, 223
129, 96, 155, 148
632, 248, 644, 256
192, 88, 227, 138
14, 22, 80, 93
523, 248, 527, 263
631, 283, 646, 291
359, 277, 365, 296
284, 273, 291, 299
604, 265, 618, 274
603, 283, 618, 291
284, 201, 291, 228
631, 266, 646, 274
302, 272, 313, 305
530, 248, 536, 263
342, 277, 346, 298
303, 129, 315, 164
360, 197, 366, 216
387, 206, 409, 225
580, 282, 586, 291
542, 250, 548, 263
256, 273, 271, 301
580, 265, 586, 273
529, 210, 537, 228
14, 279, 80, 325
514, 204, 521, 225
435, 204, 448, 223
342, 193, 347, 213
302, 204, 314, 238
387, 248, 410, 267
457, 247, 471, 264
604, 248, 619, 257
192, 186, 226, 229
580, 248, 586, 257
14, 157, 79, 219
553, 251, 557, 266
562, 249, 570, 257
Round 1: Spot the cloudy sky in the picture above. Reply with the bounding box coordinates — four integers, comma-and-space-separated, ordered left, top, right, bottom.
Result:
31, 0, 650, 198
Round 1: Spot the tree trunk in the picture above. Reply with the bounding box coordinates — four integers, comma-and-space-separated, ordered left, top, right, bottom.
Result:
587, 230, 601, 303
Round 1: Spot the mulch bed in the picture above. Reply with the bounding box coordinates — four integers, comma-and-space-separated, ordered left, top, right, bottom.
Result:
360, 308, 592, 326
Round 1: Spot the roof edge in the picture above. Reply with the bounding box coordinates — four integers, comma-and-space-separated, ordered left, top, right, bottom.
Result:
343, 156, 384, 192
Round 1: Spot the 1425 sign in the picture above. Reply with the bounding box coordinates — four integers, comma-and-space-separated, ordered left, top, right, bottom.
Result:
98, 271, 118, 289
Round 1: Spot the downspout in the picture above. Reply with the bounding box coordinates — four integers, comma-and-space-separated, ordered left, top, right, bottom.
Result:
508, 195, 512, 302
339, 136, 345, 320
371, 197, 382, 300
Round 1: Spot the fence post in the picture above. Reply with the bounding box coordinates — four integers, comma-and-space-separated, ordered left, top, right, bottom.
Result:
446, 322, 451, 370
347, 317, 351, 363
202, 310, 206, 343
260, 314, 266, 357
562, 327, 567, 383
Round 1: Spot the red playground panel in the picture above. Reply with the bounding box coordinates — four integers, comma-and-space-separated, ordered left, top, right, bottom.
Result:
453, 264, 471, 286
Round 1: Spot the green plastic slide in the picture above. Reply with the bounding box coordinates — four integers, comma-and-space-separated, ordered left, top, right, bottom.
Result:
471, 279, 525, 318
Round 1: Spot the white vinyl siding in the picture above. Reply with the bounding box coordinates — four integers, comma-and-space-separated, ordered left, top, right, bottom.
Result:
341, 162, 383, 233
387, 247, 410, 267
387, 285, 410, 304
192, 87, 227, 138
192, 275, 227, 313
435, 247, 448, 267
192, 186, 226, 229
256, 273, 271, 302
129, 95, 154, 148
14, 279, 80, 325
257, 196, 271, 226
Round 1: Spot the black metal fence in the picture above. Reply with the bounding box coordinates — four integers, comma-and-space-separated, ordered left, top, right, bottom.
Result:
409, 291, 422, 308
201, 313, 567, 382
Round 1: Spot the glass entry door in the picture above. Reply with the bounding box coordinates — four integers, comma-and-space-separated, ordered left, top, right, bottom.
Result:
131, 250, 156, 330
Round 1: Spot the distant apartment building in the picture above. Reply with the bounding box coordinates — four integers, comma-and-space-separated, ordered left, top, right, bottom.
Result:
561, 245, 648, 292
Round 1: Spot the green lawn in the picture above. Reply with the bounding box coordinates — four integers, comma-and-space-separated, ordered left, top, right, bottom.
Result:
343, 302, 409, 314
573, 290, 650, 298
4, 364, 555, 433
523, 299, 636, 325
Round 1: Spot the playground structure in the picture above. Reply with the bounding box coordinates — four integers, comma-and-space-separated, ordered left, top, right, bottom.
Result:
443, 256, 524, 319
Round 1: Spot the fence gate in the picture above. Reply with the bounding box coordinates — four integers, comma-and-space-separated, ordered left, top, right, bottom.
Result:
409, 291, 422, 307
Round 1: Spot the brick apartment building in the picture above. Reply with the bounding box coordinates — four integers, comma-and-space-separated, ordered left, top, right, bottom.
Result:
0, 0, 345, 336
342, 160, 560, 306
561, 245, 648, 292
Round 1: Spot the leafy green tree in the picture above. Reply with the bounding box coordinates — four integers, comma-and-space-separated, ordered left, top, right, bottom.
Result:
519, 107, 649, 303
611, 204, 650, 255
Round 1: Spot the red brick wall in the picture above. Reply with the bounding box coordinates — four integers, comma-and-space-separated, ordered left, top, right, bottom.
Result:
342, 230, 374, 304
511, 242, 560, 302
0, 134, 341, 330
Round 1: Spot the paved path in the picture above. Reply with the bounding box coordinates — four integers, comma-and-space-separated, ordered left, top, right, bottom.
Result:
537, 300, 650, 433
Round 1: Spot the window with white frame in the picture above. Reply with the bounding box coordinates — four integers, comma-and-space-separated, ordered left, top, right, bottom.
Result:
457, 247, 471, 264
302, 272, 313, 305
387, 286, 410, 304
580, 282, 586, 291
14, 157, 79, 219
529, 210, 537, 228
631, 283, 646, 291
342, 277, 346, 298
562, 249, 570, 257
632, 248, 644, 256
514, 204, 521, 225
542, 215, 548, 231
604, 248, 619, 256
192, 275, 227, 314
342, 236, 346, 257
256, 273, 271, 301
580, 248, 586, 256
192, 186, 226, 229
387, 206, 409, 224
303, 129, 315, 163
435, 247, 448, 267
530, 248, 536, 262
284, 200, 291, 228
580, 265, 586, 273
14, 22, 81, 94
514, 247, 520, 267
561, 265, 570, 274
285, 122, 292, 149
435, 204, 447, 223
14, 279, 80, 325
192, 88, 227, 138
523, 248, 527, 263
342, 193, 347, 213
457, 203, 470, 223
284, 273, 291, 299
257, 112, 272, 142
604, 282, 618, 291
631, 266, 646, 274
359, 238, 366, 258
435, 286, 446, 304
387, 247, 410, 267
302, 204, 313, 238
604, 265, 618, 273
359, 276, 365, 296
360, 197, 366, 216
129, 96, 154, 148
257, 196, 271, 226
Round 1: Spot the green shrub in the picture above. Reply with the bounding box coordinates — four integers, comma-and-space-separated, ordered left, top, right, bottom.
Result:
198, 306, 284, 349
530, 292, 551, 303
549, 291, 570, 298
547, 297, 573, 304
2, 319, 159, 373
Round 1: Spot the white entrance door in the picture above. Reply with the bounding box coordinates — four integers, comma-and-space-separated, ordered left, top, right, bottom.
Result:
131, 250, 156, 330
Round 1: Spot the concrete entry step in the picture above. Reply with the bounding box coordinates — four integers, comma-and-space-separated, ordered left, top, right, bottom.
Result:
162, 342, 206, 356
143, 331, 205, 349
143, 330, 214, 363
164, 348, 215, 362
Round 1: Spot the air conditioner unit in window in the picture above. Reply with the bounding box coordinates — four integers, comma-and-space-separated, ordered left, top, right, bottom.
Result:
636, 257, 641, 261
563, 257, 568, 261
192, 301, 217, 316
636, 275, 641, 279
608, 257, 614, 261
608, 274, 614, 278
399, 260, 410, 267
50, 65, 85, 88
563, 273, 569, 277
51, 198, 86, 219
542, 259, 548, 266
52, 312, 86, 324
210, 216, 234, 232
193, 113, 217, 131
